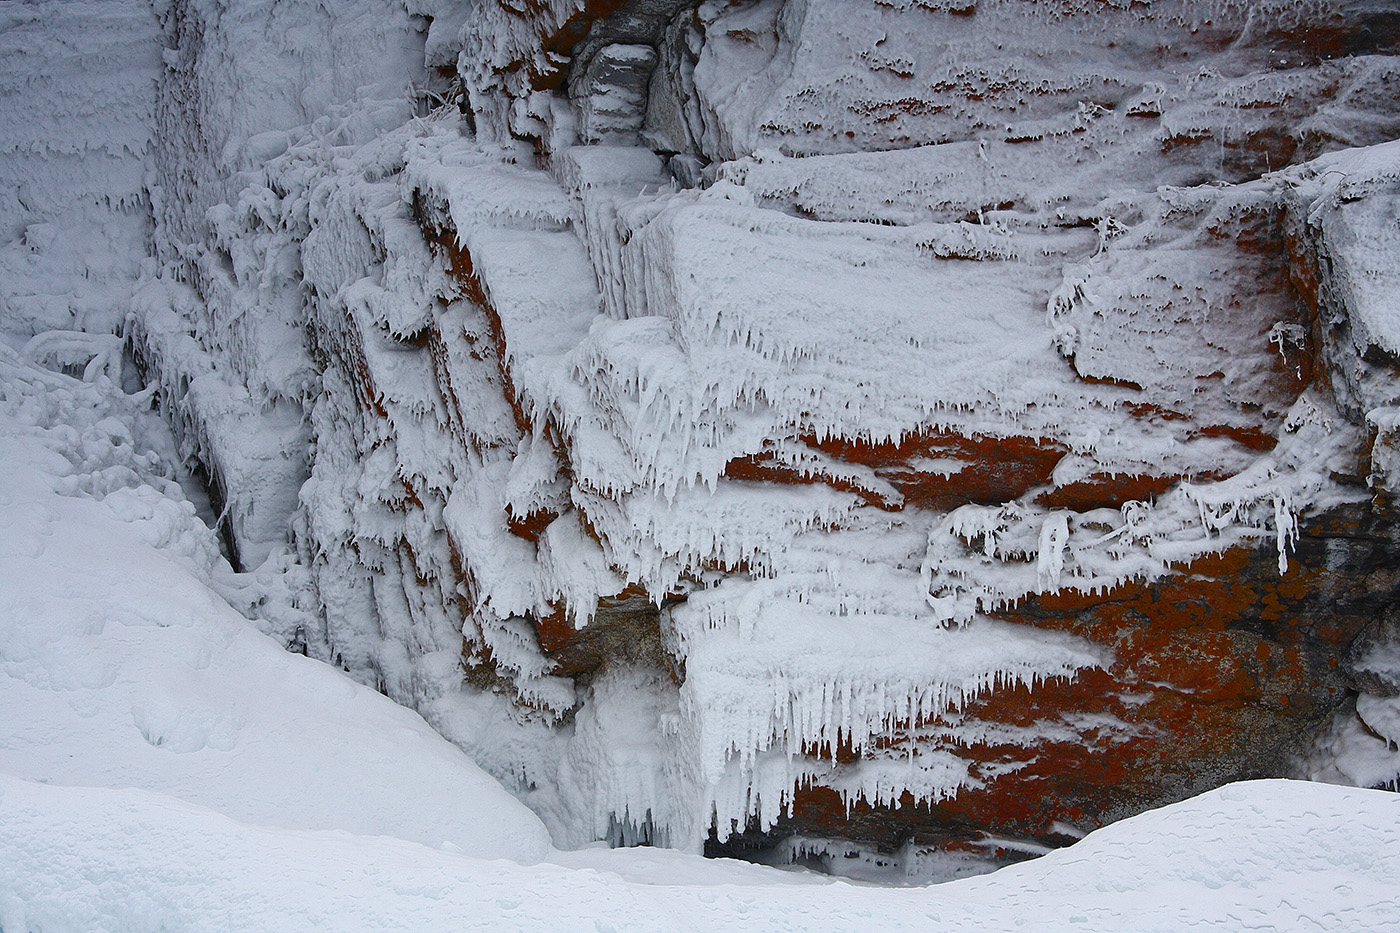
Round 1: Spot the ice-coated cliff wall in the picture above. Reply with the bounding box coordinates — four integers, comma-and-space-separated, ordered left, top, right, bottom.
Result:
11, 0, 1399, 867
0, 0, 160, 341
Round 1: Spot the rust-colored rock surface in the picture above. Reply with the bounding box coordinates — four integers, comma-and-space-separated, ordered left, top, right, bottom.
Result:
137, 0, 1400, 866
722, 504, 1400, 861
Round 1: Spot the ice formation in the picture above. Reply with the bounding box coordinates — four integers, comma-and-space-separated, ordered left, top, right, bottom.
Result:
6, 0, 1400, 864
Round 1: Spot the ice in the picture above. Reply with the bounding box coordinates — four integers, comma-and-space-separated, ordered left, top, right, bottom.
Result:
690, 0, 1400, 166
1036, 512, 1071, 591
1358, 694, 1400, 750
572, 44, 659, 145
1302, 709, 1400, 791
1286, 138, 1400, 420
211, 19, 1400, 847
129, 282, 311, 571
316, 113, 1147, 839
671, 583, 1105, 843
539, 664, 683, 849
536, 511, 628, 629
922, 392, 1366, 626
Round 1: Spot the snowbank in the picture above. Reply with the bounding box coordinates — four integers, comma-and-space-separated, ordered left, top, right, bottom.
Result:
0, 343, 550, 862
1, 776, 1396, 931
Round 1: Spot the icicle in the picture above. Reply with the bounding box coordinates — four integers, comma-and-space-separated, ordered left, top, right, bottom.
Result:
1036, 512, 1070, 591
1273, 492, 1297, 575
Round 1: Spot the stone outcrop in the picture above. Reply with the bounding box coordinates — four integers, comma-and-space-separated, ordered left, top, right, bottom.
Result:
729, 503, 1400, 861
125, 0, 1400, 871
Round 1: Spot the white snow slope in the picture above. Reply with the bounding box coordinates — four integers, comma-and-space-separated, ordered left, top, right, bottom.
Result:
0, 342, 550, 863
3, 773, 1397, 932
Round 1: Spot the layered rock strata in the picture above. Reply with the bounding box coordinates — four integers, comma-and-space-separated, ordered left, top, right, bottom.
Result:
113, 0, 1400, 864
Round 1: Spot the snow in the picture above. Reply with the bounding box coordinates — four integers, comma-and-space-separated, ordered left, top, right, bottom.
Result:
1357, 694, 1400, 749
1287, 138, 1400, 418
0, 0, 159, 341
0, 342, 549, 863
1302, 708, 1400, 793
150, 0, 425, 263
3, 775, 1399, 931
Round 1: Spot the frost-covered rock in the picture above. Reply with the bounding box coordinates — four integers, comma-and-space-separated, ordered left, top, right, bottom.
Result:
372, 0, 1400, 854
0, 0, 160, 340
11, 0, 1400, 866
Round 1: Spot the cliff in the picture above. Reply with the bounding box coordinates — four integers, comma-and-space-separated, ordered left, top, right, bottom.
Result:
7, 0, 1399, 873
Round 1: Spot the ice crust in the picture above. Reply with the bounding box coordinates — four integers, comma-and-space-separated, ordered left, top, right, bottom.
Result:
154, 0, 1400, 848
349, 118, 1391, 844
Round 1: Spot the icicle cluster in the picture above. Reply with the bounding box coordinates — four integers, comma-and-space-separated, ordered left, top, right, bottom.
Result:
921, 394, 1365, 625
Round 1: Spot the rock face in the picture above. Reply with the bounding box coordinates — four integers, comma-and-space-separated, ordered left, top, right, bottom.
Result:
79, 0, 1400, 865
748, 504, 1400, 860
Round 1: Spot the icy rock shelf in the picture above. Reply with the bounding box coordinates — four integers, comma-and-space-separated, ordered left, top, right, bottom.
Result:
6, 0, 1400, 873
